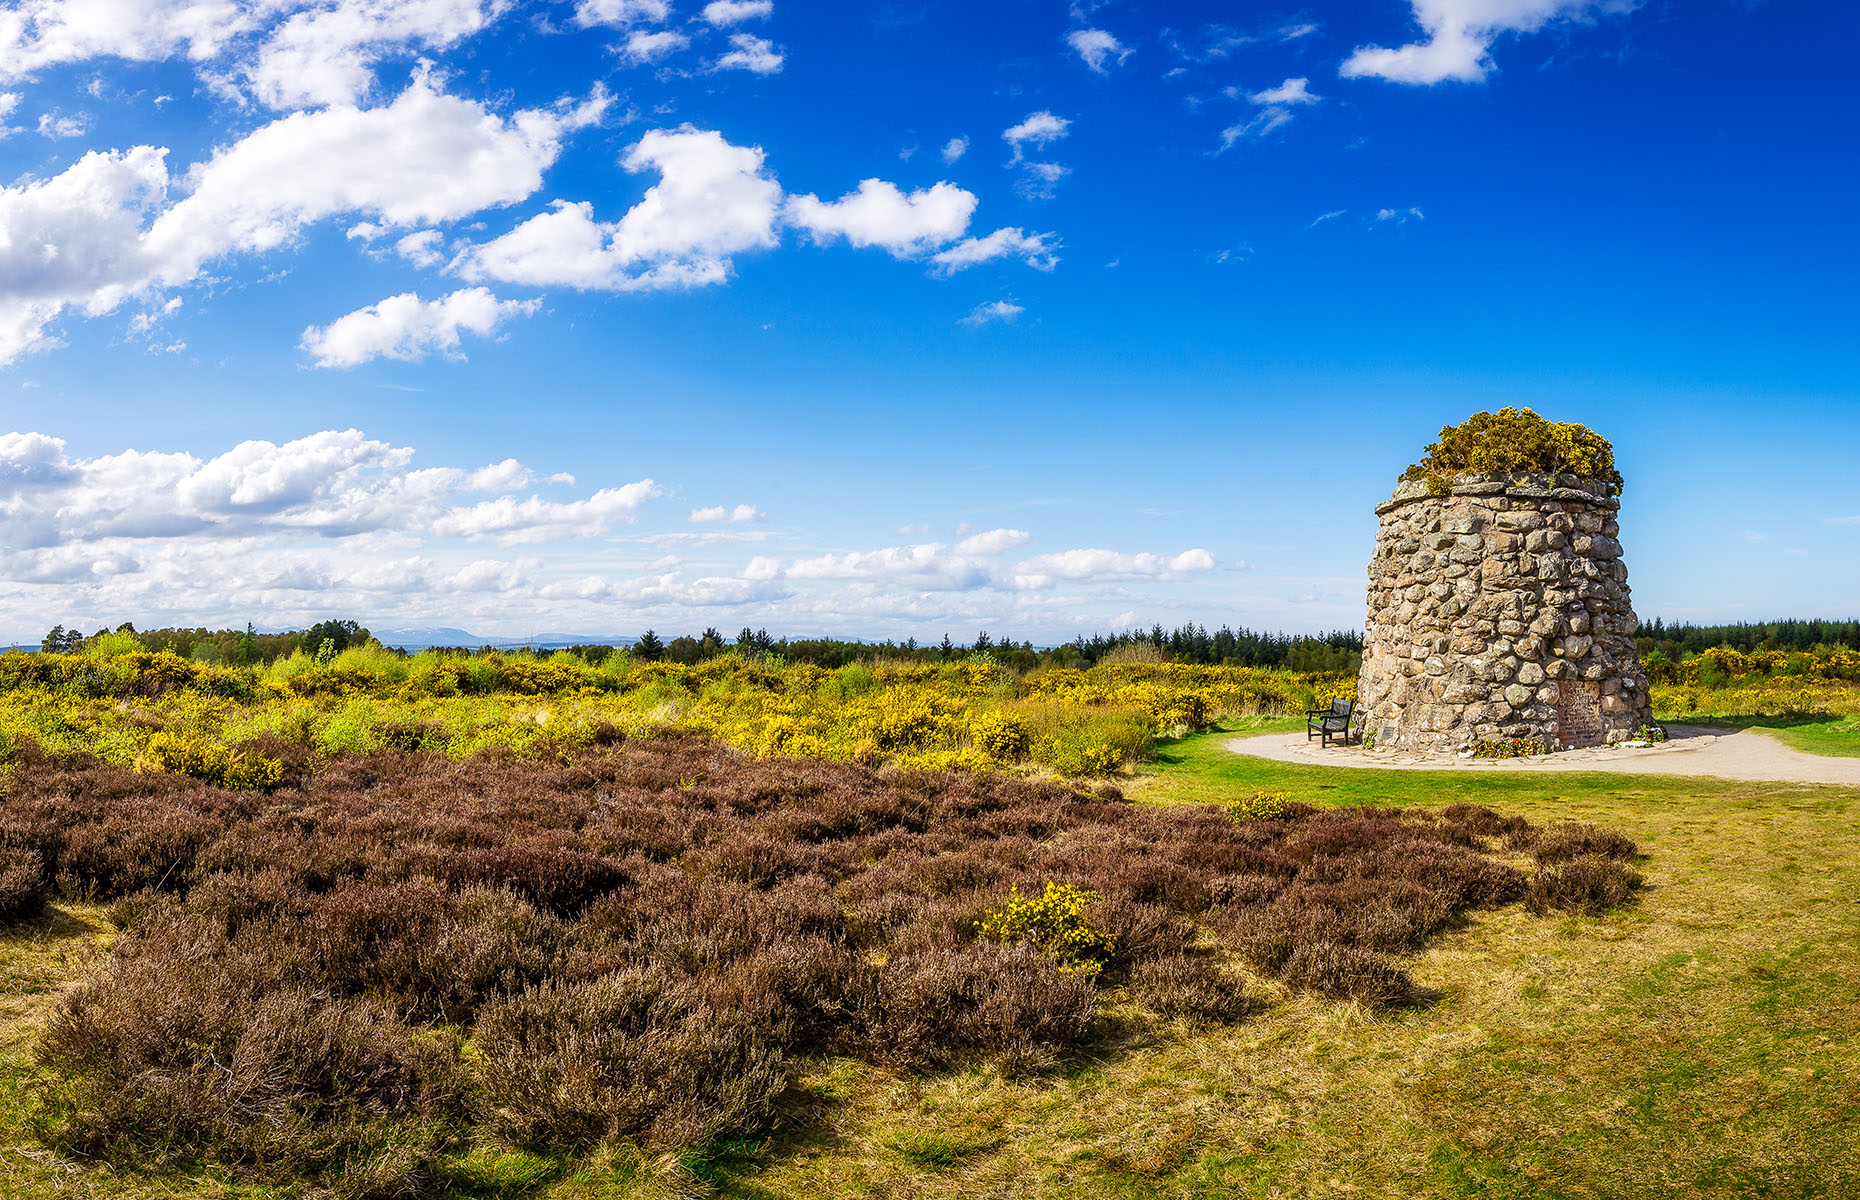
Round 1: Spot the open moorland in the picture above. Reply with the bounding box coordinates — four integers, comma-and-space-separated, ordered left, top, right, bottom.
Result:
0, 638, 1856, 1197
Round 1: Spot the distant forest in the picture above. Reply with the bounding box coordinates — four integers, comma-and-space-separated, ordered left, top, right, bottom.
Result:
34, 620, 369, 664
1634, 618, 1860, 658
26, 620, 1363, 672
27, 616, 1859, 672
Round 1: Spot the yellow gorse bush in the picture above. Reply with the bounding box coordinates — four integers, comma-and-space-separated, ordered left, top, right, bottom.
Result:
1642, 645, 1860, 719
974, 882, 1116, 975
1402, 407, 1623, 496
1226, 789, 1289, 822
134, 731, 284, 791
0, 648, 1357, 780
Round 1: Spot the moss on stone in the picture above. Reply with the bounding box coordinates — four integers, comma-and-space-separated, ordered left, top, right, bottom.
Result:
1402, 408, 1623, 497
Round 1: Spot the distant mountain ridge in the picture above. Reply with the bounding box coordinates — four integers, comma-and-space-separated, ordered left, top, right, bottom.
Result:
370, 627, 638, 652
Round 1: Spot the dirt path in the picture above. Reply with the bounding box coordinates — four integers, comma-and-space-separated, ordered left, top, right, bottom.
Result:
1225, 724, 1860, 786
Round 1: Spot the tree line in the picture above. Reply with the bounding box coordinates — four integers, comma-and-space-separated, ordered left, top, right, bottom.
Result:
1636, 618, 1860, 660
36, 616, 1859, 672
30, 619, 1363, 673
37, 621, 369, 664
550, 622, 1363, 671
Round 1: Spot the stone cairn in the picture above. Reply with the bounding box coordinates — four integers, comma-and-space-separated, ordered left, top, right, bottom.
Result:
1358, 471, 1653, 752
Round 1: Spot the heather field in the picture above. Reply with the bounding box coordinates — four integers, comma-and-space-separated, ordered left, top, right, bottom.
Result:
0, 643, 1856, 1197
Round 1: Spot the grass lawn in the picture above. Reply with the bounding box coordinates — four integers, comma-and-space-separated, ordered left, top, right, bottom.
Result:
2, 724, 1858, 1198
1667, 713, 1860, 758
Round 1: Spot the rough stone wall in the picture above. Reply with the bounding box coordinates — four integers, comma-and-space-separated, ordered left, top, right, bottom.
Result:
1357, 473, 1653, 751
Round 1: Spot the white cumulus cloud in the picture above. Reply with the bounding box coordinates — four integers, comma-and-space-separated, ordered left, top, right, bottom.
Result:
620, 28, 688, 63
690, 502, 764, 523
456, 125, 782, 291
1066, 27, 1129, 73
0, 74, 605, 364
239, 0, 509, 110
930, 227, 1059, 274
574, 0, 671, 27
300, 287, 539, 368
959, 300, 1023, 326
1340, 0, 1638, 85
1003, 110, 1069, 160
713, 31, 780, 73
1249, 76, 1319, 106
1221, 76, 1320, 148
955, 528, 1030, 556
0, 1, 515, 111
785, 179, 977, 257
432, 480, 662, 544
1010, 547, 1216, 589
701, 0, 771, 25
0, 1, 255, 80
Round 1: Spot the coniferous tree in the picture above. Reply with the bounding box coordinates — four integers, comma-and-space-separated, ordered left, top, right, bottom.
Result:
635, 629, 665, 661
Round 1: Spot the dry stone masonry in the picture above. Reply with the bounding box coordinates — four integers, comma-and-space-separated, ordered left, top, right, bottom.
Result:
1358, 472, 1653, 751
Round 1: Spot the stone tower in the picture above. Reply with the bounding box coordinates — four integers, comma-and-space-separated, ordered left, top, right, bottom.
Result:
1357, 420, 1653, 751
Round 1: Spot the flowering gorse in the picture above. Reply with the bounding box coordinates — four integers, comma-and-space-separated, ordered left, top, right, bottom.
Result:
974, 882, 1116, 975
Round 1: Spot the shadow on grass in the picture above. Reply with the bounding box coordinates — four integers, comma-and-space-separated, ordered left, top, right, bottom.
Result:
0, 903, 106, 944
1673, 713, 1849, 733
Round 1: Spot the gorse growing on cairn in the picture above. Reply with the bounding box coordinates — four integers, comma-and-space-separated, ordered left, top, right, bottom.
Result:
1402, 407, 1624, 497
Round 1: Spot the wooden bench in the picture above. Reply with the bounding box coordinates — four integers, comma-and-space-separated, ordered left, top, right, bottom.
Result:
1306, 697, 1356, 747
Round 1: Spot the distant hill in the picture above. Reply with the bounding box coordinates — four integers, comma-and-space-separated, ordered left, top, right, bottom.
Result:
370, 627, 637, 652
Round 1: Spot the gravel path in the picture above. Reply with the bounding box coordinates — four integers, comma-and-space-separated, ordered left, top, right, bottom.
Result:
1225, 723, 1860, 786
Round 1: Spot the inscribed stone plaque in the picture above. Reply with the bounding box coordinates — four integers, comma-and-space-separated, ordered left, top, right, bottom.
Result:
1556, 680, 1604, 748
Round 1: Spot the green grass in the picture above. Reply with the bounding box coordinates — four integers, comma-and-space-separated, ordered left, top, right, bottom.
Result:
1664, 713, 1860, 758
4, 723, 1860, 1198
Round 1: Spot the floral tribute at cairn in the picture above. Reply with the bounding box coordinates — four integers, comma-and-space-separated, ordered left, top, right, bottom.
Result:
1358, 409, 1653, 751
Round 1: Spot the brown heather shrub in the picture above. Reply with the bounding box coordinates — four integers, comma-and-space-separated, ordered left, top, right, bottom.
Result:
1208, 872, 1288, 907
1127, 953, 1251, 1023
1526, 854, 1644, 916
471, 967, 785, 1151
1439, 802, 1534, 841
3, 728, 1640, 1186
37, 911, 464, 1191
1093, 896, 1197, 970
1530, 822, 1640, 865
441, 845, 629, 914
1280, 942, 1414, 1006
0, 845, 49, 922
858, 942, 1100, 1073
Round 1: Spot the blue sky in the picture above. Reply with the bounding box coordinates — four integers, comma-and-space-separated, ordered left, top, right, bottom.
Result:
0, 0, 1855, 643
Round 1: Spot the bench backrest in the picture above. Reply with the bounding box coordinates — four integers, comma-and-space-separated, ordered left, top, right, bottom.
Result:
1330, 697, 1353, 716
